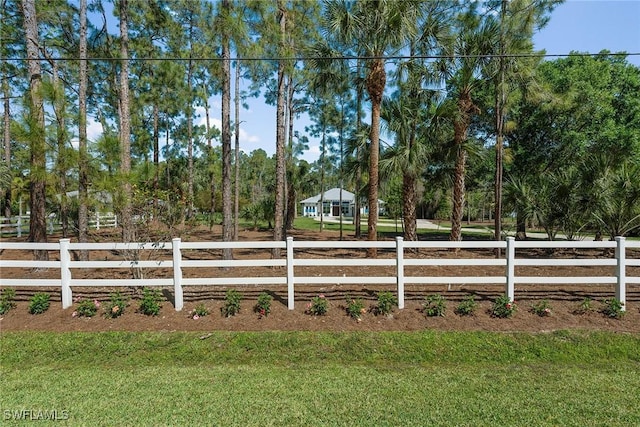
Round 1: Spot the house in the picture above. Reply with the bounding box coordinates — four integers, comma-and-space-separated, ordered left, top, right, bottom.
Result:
300, 187, 385, 218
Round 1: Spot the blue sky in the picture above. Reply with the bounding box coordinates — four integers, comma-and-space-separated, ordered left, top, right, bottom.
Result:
533, 0, 640, 66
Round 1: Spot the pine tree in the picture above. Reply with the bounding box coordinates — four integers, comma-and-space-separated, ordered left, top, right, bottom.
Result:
21, 0, 48, 259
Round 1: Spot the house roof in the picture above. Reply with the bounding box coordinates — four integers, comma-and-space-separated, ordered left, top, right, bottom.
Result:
300, 188, 355, 204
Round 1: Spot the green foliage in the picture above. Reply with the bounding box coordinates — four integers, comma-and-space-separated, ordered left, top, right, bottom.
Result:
345, 297, 366, 320
241, 203, 264, 230
191, 303, 209, 319
374, 291, 397, 316
507, 55, 640, 238
138, 288, 163, 316
104, 292, 128, 318
573, 297, 594, 315
28, 293, 50, 315
423, 294, 446, 317
531, 299, 552, 317
222, 289, 242, 317
455, 295, 478, 316
0, 288, 17, 315
74, 299, 100, 318
601, 298, 625, 319
491, 295, 517, 318
254, 292, 272, 318
305, 294, 328, 316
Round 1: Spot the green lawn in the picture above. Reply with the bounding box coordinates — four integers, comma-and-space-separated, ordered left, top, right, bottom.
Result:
1, 331, 639, 426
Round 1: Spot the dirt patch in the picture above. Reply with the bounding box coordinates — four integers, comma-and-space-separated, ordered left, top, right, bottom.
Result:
1, 225, 639, 333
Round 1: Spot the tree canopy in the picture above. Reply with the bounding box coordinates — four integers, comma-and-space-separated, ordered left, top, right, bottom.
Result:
2, 0, 639, 245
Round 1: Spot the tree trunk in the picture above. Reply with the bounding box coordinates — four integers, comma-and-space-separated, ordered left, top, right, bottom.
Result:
221, 0, 233, 260
3, 74, 12, 220
51, 61, 68, 238
365, 58, 385, 257
119, 0, 134, 242
152, 102, 159, 219
450, 143, 467, 242
285, 77, 296, 231
354, 71, 363, 239
272, 1, 287, 257
234, 60, 241, 240
516, 212, 527, 240
403, 174, 417, 242
494, 0, 507, 254
404, 89, 419, 243
21, 0, 48, 260
78, 0, 89, 259
450, 93, 473, 243
186, 56, 194, 220
319, 126, 326, 233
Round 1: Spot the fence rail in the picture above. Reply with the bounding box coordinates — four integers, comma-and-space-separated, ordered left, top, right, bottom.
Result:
0, 237, 638, 312
0, 213, 117, 237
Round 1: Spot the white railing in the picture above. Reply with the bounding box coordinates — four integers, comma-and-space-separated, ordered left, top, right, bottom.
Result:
0, 237, 638, 312
0, 213, 117, 237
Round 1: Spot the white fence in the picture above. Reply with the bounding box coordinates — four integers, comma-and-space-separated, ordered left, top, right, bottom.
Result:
0, 213, 117, 237
0, 237, 638, 311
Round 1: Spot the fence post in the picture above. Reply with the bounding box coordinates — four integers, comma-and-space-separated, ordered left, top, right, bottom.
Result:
396, 236, 404, 309
172, 238, 183, 311
17, 216, 22, 238
615, 236, 626, 311
96, 212, 100, 230
287, 237, 294, 310
505, 237, 515, 302
60, 239, 72, 309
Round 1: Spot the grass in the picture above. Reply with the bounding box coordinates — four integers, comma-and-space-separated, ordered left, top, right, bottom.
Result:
1, 330, 639, 426
294, 216, 495, 238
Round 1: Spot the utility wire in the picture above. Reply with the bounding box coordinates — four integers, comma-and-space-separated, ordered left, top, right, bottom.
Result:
2, 51, 639, 62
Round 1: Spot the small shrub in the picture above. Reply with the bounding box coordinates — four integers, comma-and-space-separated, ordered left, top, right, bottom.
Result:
305, 294, 328, 316
491, 295, 517, 318
28, 292, 50, 315
573, 297, 594, 315
345, 297, 366, 320
0, 288, 17, 315
455, 295, 478, 316
531, 299, 552, 317
222, 289, 242, 317
254, 292, 272, 318
423, 294, 446, 317
191, 303, 209, 320
73, 299, 100, 318
104, 292, 128, 318
138, 288, 163, 316
374, 291, 397, 316
601, 298, 625, 319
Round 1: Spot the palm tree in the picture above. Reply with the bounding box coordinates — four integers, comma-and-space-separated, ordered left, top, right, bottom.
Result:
380, 90, 451, 242
435, 7, 498, 242
583, 155, 640, 239
323, 0, 420, 255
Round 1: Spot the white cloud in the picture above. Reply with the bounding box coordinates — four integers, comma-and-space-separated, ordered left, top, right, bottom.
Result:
74, 105, 262, 154
239, 127, 259, 144
87, 119, 104, 141
302, 144, 320, 163
70, 118, 103, 149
